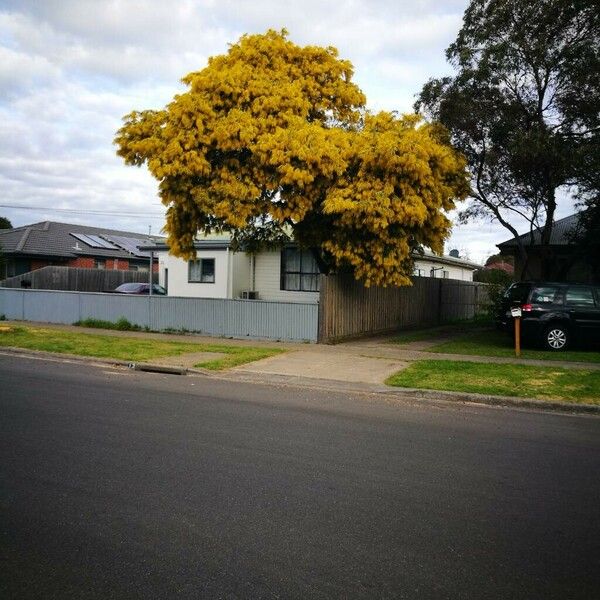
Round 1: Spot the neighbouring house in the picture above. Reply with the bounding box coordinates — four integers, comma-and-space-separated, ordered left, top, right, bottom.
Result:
142, 238, 481, 302
0, 221, 163, 280
411, 249, 481, 282
484, 261, 514, 275
497, 212, 594, 282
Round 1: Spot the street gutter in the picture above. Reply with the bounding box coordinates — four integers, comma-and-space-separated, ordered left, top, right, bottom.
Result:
0, 346, 598, 416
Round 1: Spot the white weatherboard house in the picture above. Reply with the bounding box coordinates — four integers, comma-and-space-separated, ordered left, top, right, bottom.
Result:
143, 238, 480, 302
412, 249, 481, 282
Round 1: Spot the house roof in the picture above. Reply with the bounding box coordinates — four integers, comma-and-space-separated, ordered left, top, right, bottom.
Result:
497, 213, 581, 249
415, 249, 482, 270
0, 221, 165, 260
143, 239, 482, 269
140, 239, 233, 252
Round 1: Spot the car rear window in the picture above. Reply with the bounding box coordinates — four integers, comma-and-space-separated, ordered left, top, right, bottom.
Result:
530, 285, 562, 305
566, 287, 596, 307
504, 283, 531, 303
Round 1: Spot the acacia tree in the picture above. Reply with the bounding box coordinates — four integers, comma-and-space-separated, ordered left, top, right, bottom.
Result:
115, 30, 468, 287
416, 0, 600, 279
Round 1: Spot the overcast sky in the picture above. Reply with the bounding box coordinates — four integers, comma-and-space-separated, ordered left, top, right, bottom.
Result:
0, 0, 577, 263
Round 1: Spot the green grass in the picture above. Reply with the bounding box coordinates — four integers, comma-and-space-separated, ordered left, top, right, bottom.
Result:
386, 360, 600, 404
427, 329, 600, 363
0, 325, 283, 370
391, 319, 492, 344
193, 346, 285, 370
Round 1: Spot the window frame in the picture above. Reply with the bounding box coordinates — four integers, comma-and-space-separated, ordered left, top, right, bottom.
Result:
188, 258, 216, 284
280, 247, 320, 292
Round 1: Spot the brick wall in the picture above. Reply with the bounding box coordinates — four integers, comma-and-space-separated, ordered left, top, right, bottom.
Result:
68, 257, 95, 269
54, 257, 157, 271
67, 257, 139, 270
30, 259, 52, 271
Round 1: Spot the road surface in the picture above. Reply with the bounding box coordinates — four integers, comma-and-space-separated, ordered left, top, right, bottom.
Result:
1, 354, 599, 599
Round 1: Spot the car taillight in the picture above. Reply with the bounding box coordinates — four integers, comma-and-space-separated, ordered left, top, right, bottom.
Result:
521, 304, 533, 312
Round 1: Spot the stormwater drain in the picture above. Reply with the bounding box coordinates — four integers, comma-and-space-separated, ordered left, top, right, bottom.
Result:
128, 363, 187, 375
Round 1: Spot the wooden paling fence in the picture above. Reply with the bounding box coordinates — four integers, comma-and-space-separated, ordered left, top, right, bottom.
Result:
318, 274, 488, 342
0, 266, 156, 293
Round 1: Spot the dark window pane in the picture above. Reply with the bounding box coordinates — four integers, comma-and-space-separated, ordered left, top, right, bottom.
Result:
284, 274, 300, 291
302, 250, 317, 273
505, 283, 531, 303
301, 274, 319, 292
285, 248, 301, 271
201, 258, 215, 283
189, 260, 201, 282
566, 287, 595, 307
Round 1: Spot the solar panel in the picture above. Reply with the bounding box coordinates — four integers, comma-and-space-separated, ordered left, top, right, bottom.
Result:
87, 234, 118, 249
104, 235, 152, 257
71, 232, 119, 249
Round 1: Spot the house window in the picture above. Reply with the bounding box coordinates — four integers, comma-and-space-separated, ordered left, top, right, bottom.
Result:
280, 248, 320, 292
95, 259, 106, 270
442, 270, 449, 279
413, 268, 425, 277
188, 258, 215, 283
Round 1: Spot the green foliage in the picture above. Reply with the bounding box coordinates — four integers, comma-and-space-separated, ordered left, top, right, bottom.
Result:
74, 317, 142, 331
473, 268, 513, 285
416, 0, 600, 279
116, 317, 140, 331
472, 268, 513, 318
488, 282, 510, 320
0, 217, 12, 230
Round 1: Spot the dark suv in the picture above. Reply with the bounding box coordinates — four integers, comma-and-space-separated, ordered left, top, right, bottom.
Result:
496, 282, 600, 351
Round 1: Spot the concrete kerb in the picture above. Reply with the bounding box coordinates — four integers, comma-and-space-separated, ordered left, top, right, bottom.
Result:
1, 346, 598, 416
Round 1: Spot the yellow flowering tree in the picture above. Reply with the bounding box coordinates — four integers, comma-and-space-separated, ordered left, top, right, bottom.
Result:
115, 30, 468, 286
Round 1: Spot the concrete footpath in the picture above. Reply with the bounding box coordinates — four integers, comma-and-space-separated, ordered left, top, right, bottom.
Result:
2, 320, 599, 414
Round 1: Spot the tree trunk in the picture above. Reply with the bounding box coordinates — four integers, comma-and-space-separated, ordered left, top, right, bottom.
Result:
539, 190, 557, 279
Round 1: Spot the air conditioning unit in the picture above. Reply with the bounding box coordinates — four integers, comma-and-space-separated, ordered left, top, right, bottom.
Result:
241, 290, 258, 300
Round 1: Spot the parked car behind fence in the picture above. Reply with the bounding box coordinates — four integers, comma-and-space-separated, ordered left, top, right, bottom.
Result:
113, 283, 167, 295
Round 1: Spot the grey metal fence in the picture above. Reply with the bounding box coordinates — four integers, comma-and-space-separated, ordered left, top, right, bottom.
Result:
0, 288, 318, 342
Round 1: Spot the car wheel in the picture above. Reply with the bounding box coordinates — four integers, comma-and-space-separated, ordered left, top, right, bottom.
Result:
543, 324, 569, 351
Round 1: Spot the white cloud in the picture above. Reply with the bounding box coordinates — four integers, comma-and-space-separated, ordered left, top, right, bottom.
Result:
3, 0, 576, 257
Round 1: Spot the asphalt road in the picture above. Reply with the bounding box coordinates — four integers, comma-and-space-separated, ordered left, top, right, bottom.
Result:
1, 354, 599, 599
